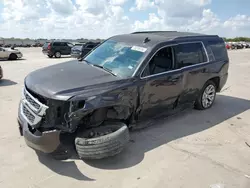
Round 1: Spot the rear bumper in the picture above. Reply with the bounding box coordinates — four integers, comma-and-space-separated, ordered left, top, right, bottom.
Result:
18, 102, 61, 153
42, 50, 53, 56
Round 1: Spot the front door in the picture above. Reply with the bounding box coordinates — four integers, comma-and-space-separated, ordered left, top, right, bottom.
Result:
138, 45, 184, 120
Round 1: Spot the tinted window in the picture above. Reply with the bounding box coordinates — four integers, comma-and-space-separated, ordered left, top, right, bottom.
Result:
175, 42, 207, 68
53, 42, 62, 46
142, 46, 173, 77
208, 40, 227, 61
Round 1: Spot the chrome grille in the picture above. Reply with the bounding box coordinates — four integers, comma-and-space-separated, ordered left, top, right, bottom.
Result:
20, 88, 49, 127
22, 105, 35, 123
24, 89, 40, 110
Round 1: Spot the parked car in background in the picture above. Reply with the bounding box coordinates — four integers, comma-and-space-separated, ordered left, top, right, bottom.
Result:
0, 47, 23, 60
18, 31, 229, 160
3, 44, 11, 48
42, 41, 73, 58
0, 65, 3, 80
71, 42, 100, 59
225, 42, 231, 50
70, 43, 85, 59
231, 42, 243, 49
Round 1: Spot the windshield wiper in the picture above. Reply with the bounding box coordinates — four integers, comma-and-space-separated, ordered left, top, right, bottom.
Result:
91, 64, 117, 77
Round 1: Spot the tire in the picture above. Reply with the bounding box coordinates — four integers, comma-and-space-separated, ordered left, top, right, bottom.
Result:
9, 53, 17, 60
75, 122, 130, 160
194, 80, 216, 110
55, 51, 61, 58
48, 55, 53, 58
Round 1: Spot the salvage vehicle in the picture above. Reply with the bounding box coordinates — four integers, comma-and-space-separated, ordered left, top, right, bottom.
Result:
42, 41, 73, 58
0, 47, 23, 60
18, 31, 229, 160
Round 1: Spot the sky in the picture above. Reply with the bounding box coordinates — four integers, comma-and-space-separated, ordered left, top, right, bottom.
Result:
0, 0, 250, 39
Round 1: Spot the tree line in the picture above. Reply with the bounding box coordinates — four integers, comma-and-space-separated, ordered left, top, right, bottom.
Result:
223, 37, 250, 42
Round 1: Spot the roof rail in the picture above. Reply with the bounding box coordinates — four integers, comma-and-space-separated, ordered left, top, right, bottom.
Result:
131, 31, 177, 34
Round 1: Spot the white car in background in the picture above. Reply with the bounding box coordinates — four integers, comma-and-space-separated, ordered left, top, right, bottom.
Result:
0, 47, 23, 60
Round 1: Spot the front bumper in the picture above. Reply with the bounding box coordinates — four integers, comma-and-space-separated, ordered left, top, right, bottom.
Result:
18, 101, 61, 153
17, 53, 23, 58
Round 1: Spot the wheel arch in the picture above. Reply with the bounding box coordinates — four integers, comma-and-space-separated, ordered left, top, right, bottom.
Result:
207, 76, 220, 92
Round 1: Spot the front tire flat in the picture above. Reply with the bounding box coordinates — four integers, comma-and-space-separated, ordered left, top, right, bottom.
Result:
75, 122, 130, 160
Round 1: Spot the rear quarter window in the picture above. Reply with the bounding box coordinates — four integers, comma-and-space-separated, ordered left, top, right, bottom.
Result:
207, 40, 228, 61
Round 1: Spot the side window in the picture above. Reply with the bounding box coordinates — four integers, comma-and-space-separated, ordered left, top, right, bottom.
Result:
175, 42, 207, 69
142, 46, 174, 77
208, 40, 227, 61
53, 42, 62, 46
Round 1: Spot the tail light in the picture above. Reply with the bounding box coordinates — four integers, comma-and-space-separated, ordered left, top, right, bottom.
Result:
47, 43, 51, 50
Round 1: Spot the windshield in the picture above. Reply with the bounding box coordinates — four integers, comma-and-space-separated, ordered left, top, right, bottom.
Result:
84, 40, 147, 77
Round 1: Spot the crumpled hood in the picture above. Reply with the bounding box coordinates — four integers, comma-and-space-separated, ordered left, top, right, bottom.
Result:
25, 60, 122, 101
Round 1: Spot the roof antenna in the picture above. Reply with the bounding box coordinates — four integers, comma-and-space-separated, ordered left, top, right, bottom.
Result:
143, 37, 150, 43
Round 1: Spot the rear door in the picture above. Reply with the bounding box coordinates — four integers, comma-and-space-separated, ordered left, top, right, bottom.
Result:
175, 42, 209, 104
60, 42, 69, 55
65, 43, 73, 54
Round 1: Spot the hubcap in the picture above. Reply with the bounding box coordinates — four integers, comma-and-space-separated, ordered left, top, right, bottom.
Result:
202, 84, 215, 108
56, 52, 60, 57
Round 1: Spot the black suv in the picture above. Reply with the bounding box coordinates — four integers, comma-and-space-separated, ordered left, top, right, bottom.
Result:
18, 31, 229, 160
42, 41, 73, 58
71, 42, 100, 59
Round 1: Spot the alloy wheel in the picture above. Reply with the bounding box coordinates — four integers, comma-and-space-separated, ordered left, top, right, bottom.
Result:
202, 84, 216, 108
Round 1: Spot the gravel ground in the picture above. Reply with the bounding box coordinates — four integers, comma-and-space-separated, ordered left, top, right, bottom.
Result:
0, 48, 250, 188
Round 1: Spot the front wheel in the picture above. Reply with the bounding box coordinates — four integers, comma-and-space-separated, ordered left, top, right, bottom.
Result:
194, 81, 216, 110
75, 122, 130, 160
9, 53, 17, 60
48, 55, 53, 58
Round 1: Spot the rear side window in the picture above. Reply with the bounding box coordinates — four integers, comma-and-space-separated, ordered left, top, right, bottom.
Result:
207, 40, 227, 61
175, 42, 207, 69
53, 42, 61, 46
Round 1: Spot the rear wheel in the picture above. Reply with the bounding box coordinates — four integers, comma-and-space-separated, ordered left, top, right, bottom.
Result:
55, 52, 61, 58
75, 122, 130, 160
48, 55, 53, 58
194, 80, 216, 110
9, 53, 17, 60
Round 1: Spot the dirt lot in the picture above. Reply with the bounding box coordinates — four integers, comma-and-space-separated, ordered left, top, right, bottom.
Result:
0, 48, 250, 188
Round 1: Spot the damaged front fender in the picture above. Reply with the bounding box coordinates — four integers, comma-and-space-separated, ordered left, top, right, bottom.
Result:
67, 86, 138, 130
